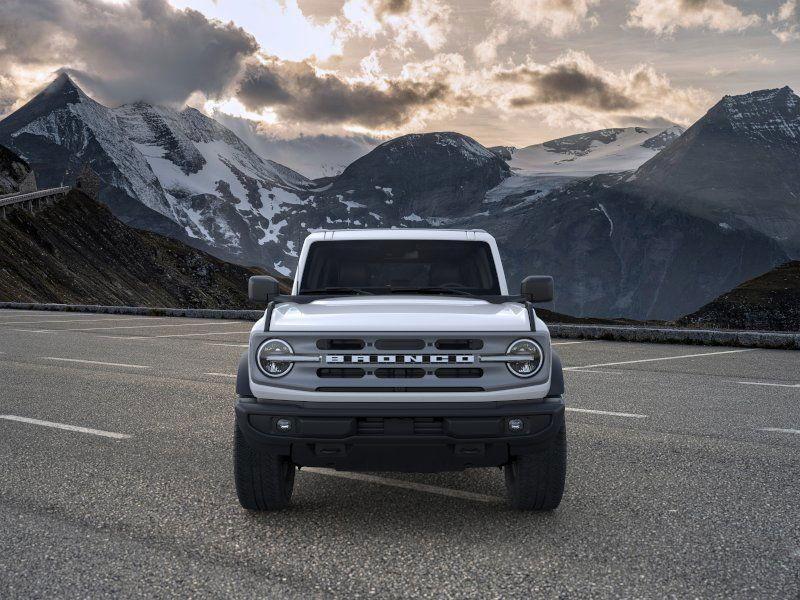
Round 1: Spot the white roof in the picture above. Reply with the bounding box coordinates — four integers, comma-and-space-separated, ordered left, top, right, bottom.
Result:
304, 228, 494, 242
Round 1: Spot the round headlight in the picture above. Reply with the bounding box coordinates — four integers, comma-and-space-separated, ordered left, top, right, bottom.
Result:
506, 339, 543, 378
257, 338, 293, 377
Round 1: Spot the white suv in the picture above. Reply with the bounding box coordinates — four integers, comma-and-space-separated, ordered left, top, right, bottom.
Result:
234, 229, 566, 510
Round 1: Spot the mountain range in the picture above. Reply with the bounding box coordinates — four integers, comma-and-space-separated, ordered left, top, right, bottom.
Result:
1, 74, 797, 320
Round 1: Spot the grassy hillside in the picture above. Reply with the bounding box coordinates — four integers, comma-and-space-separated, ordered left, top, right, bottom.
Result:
677, 261, 800, 331
0, 190, 287, 308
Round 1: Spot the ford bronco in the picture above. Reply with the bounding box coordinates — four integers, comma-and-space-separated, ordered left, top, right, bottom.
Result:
234, 229, 566, 510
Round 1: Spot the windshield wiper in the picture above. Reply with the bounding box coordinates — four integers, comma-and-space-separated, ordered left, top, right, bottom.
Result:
300, 287, 375, 296
386, 286, 480, 299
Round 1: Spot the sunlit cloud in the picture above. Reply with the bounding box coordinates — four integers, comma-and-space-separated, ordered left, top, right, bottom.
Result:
493, 0, 600, 38
627, 0, 761, 35
474, 28, 510, 64
490, 51, 712, 128
204, 97, 279, 124
167, 0, 346, 61
768, 0, 800, 42
342, 0, 451, 50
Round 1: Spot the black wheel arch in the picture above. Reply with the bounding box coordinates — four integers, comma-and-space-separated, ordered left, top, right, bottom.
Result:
547, 351, 564, 397
237, 351, 254, 398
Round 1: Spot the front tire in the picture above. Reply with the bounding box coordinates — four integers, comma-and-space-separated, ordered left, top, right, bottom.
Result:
234, 423, 295, 510
504, 425, 566, 511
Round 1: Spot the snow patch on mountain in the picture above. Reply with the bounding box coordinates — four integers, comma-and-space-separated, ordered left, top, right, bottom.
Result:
508, 126, 684, 177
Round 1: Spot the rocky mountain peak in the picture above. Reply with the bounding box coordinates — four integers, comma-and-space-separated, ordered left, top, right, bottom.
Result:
705, 86, 800, 141
367, 131, 502, 166
40, 72, 87, 103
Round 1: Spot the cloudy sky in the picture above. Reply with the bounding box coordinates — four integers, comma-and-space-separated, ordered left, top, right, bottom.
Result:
0, 0, 798, 146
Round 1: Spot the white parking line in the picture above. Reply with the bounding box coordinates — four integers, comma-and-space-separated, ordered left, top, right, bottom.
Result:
18, 321, 248, 332
205, 343, 249, 348
564, 348, 754, 371
739, 381, 800, 389
566, 368, 625, 375
0, 415, 131, 439
758, 427, 800, 435
566, 407, 647, 418
0, 316, 171, 326
552, 341, 594, 346
149, 331, 252, 338
40, 357, 151, 369
302, 468, 504, 504
206, 372, 236, 378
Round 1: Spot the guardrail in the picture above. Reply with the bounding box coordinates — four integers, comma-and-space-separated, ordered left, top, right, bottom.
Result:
0, 186, 71, 216
0, 302, 797, 349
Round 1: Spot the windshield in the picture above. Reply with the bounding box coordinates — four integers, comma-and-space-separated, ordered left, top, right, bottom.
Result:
299, 240, 501, 295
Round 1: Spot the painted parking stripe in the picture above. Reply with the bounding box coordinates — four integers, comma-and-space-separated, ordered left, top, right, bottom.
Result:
205, 343, 250, 348
565, 348, 754, 371
206, 372, 237, 378
739, 381, 800, 389
758, 427, 800, 435
552, 341, 594, 346
0, 415, 131, 439
302, 468, 503, 504
566, 368, 625, 375
148, 331, 252, 339
0, 316, 171, 326
566, 407, 647, 418
40, 357, 151, 369
18, 321, 248, 333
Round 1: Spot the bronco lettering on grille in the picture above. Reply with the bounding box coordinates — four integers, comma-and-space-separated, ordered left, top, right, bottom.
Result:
325, 355, 475, 364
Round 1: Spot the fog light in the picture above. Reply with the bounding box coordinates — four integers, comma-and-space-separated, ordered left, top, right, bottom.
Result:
508, 418, 524, 432
276, 418, 293, 432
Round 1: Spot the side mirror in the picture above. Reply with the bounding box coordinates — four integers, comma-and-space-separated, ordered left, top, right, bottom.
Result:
249, 276, 280, 304
521, 275, 554, 303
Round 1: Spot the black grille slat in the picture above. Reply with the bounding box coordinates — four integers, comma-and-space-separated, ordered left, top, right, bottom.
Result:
375, 339, 426, 350
357, 418, 384, 434
316, 339, 364, 350
317, 368, 366, 378
356, 418, 444, 435
375, 368, 425, 379
435, 368, 484, 379
413, 418, 444, 434
435, 338, 484, 350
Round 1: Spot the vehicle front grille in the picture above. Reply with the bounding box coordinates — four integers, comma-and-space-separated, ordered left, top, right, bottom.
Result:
375, 339, 426, 350
435, 338, 484, 350
356, 417, 444, 435
309, 335, 505, 391
316, 338, 364, 350
317, 368, 365, 378
375, 367, 425, 379
435, 368, 483, 378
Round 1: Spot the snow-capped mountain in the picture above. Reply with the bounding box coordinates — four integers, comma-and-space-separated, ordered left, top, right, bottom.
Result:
213, 113, 379, 179
0, 73, 315, 273
634, 86, 800, 255
472, 88, 800, 320
507, 126, 684, 177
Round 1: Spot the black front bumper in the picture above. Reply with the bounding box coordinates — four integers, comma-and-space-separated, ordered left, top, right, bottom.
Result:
235, 397, 565, 472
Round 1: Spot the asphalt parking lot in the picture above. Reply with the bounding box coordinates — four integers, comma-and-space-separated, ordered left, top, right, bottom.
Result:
0, 308, 798, 598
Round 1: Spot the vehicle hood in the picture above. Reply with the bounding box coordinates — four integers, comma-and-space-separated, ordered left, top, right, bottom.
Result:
270, 296, 531, 332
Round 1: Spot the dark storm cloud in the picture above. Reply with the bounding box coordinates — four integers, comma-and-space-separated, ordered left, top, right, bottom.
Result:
496, 62, 639, 111
0, 0, 257, 106
237, 58, 451, 128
